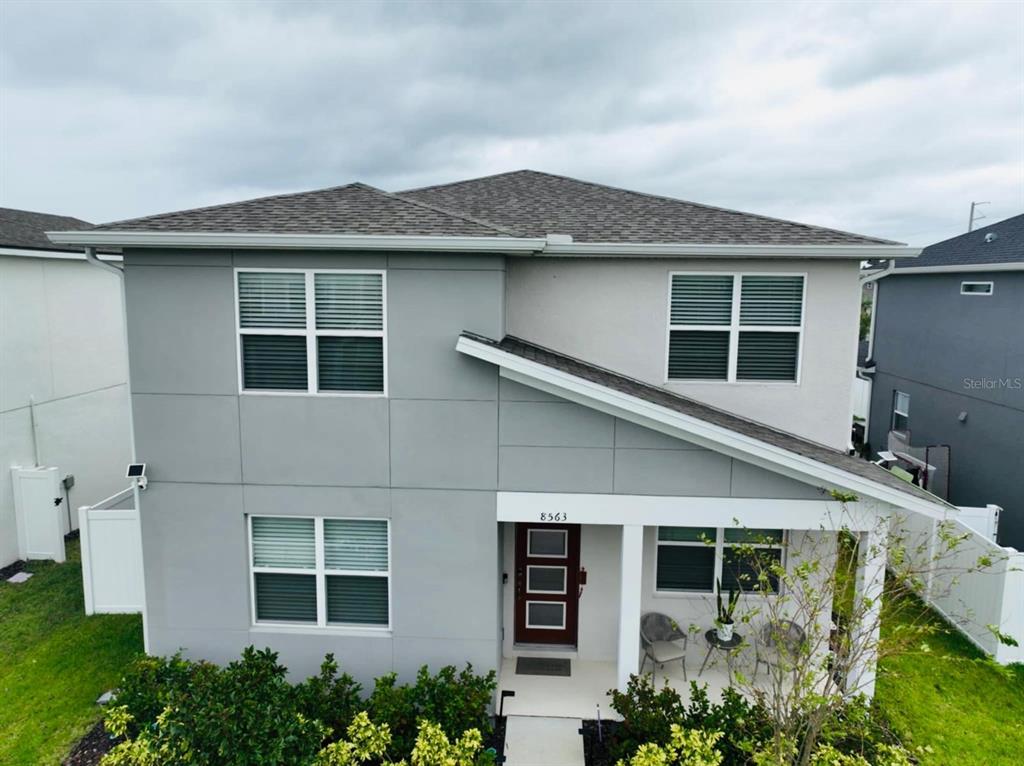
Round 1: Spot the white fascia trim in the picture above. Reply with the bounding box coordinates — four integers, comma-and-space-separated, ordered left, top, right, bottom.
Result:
46, 230, 920, 260
541, 242, 921, 259
882, 262, 1024, 276
0, 245, 122, 262
47, 230, 547, 253
456, 336, 951, 520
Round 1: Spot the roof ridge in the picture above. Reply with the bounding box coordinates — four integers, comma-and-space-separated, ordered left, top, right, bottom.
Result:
92, 182, 367, 230
927, 212, 1024, 246
491, 332, 844, 453
404, 169, 900, 246
358, 183, 524, 237
398, 169, 531, 195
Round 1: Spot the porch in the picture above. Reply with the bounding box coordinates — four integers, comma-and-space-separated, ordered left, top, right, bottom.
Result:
498, 492, 889, 716
497, 653, 753, 720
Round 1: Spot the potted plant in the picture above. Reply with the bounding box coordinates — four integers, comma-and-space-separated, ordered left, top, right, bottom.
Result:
715, 579, 739, 642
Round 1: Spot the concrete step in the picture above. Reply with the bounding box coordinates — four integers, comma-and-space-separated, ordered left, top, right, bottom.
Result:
503, 715, 585, 766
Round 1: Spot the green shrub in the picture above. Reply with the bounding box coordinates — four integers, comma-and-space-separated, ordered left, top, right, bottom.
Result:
682, 684, 772, 764
367, 664, 497, 759
113, 652, 208, 736
294, 654, 363, 743
103, 646, 327, 766
608, 674, 687, 760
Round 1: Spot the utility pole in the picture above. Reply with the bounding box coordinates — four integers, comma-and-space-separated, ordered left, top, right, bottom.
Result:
968, 201, 990, 232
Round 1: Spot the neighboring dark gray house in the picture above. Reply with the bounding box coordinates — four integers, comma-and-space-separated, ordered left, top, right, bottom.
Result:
866, 214, 1024, 548
48, 171, 951, 710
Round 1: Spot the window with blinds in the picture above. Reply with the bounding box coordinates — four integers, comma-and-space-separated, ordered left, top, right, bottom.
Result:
656, 526, 784, 595
237, 270, 386, 394
667, 273, 804, 382
249, 516, 390, 628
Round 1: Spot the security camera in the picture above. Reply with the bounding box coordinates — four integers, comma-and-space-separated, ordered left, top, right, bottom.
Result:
127, 463, 148, 489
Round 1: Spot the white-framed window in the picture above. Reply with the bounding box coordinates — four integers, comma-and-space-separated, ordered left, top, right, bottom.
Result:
960, 281, 993, 296
655, 527, 785, 595
527, 529, 568, 558
249, 515, 390, 629
666, 273, 805, 383
891, 390, 910, 433
235, 269, 386, 395
525, 600, 567, 629
526, 565, 568, 594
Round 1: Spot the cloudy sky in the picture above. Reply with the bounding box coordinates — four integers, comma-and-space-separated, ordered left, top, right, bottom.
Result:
1, 0, 1021, 245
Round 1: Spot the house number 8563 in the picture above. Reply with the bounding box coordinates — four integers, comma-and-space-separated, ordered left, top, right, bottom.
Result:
539, 512, 567, 522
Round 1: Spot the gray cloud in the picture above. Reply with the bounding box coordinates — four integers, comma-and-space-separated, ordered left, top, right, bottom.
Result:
0, 0, 1020, 246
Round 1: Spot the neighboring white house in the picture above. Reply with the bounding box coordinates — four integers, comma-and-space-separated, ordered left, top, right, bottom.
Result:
0, 207, 132, 568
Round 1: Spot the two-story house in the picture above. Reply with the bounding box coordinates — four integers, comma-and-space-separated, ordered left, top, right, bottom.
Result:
864, 214, 1023, 548
49, 171, 950, 709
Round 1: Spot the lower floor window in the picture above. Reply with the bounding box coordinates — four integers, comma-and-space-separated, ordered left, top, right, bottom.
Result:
250, 515, 390, 628
656, 527, 785, 594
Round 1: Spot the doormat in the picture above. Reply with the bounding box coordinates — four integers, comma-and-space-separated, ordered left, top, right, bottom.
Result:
515, 657, 571, 677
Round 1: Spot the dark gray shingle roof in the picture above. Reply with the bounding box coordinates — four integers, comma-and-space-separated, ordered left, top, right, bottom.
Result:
462, 331, 948, 508
92, 183, 516, 238
896, 213, 1024, 269
0, 207, 92, 251
402, 170, 898, 246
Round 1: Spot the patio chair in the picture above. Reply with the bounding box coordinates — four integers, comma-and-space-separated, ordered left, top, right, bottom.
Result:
754, 619, 806, 679
640, 612, 688, 682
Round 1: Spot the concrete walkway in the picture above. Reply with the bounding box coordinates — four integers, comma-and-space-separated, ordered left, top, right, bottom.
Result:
503, 716, 585, 766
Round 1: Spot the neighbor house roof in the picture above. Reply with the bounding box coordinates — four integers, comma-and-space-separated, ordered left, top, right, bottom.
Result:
457, 332, 952, 519
91, 183, 516, 238
401, 170, 899, 246
895, 213, 1024, 270
0, 207, 92, 251
51, 170, 906, 251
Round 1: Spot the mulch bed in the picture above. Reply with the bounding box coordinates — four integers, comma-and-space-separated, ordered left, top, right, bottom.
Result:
580, 718, 624, 766
0, 559, 26, 581
63, 720, 121, 766
486, 715, 507, 762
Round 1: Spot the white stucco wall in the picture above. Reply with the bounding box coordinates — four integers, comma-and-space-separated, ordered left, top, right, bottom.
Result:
506, 258, 862, 450
0, 255, 131, 567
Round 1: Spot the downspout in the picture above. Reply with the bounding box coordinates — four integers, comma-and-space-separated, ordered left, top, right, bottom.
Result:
856, 260, 895, 453
83, 247, 150, 652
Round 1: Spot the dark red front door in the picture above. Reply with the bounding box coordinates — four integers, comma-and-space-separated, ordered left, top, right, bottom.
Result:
513, 523, 581, 645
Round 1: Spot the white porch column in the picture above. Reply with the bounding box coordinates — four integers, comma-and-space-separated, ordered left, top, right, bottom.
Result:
617, 524, 643, 689
848, 524, 886, 698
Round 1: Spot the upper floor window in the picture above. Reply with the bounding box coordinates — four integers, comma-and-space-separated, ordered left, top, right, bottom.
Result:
960, 281, 993, 296
250, 515, 390, 628
236, 269, 386, 395
667, 273, 804, 383
891, 390, 910, 433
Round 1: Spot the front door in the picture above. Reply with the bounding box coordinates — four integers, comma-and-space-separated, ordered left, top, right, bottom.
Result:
513, 523, 581, 645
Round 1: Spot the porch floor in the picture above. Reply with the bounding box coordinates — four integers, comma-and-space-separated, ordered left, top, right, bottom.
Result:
497, 653, 748, 719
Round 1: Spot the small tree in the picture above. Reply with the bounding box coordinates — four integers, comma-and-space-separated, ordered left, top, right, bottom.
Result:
719, 491, 1008, 765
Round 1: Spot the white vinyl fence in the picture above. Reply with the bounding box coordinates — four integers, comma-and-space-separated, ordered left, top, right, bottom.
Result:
79, 487, 144, 615
899, 506, 1024, 664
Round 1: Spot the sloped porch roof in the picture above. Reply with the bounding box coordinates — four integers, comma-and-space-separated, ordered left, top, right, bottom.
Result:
456, 332, 953, 520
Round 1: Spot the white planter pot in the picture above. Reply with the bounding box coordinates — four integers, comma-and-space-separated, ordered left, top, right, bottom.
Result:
717, 622, 734, 642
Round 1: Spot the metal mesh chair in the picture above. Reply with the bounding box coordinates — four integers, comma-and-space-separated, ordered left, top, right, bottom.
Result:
640, 612, 688, 681
754, 619, 806, 678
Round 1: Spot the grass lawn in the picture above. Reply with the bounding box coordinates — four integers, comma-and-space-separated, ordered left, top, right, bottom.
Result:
0, 539, 143, 766
876, 596, 1024, 766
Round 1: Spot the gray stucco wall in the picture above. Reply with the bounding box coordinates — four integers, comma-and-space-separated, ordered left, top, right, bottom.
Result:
125, 250, 505, 685
505, 257, 862, 450
869, 272, 1024, 547
125, 249, 831, 684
